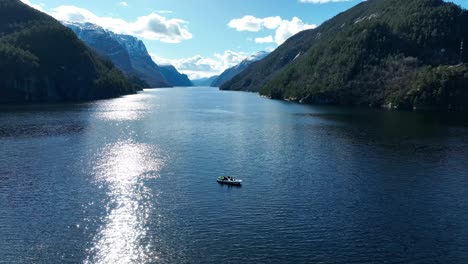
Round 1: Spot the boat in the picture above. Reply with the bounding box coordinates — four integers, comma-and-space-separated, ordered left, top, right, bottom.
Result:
217, 176, 242, 186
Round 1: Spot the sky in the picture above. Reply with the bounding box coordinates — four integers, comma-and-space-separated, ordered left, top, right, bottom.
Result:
22, 0, 468, 79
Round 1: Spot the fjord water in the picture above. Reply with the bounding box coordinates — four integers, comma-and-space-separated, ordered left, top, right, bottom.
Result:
1, 87, 468, 264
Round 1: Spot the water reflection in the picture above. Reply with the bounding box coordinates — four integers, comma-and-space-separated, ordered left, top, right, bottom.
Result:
86, 141, 164, 264
94, 94, 157, 121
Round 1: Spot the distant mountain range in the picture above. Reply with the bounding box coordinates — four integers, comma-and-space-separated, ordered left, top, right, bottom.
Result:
65, 22, 191, 88
0, 0, 138, 103
222, 0, 468, 111
211, 51, 269, 87
3, 0, 467, 110
190, 51, 268, 87
192, 76, 219, 87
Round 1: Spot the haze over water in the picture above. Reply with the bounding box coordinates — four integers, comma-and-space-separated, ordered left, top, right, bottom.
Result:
1, 87, 468, 263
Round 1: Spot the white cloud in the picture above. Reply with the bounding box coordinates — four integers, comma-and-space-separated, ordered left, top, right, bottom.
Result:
20, 0, 44, 12
151, 50, 251, 79
228, 16, 282, 32
263, 17, 284, 30
299, 0, 351, 3
50, 5, 192, 43
275, 17, 315, 45
228, 16, 316, 45
255, 35, 274, 44
20, 2, 192, 44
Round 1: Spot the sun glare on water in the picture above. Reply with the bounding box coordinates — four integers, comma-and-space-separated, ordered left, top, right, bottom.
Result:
85, 141, 165, 264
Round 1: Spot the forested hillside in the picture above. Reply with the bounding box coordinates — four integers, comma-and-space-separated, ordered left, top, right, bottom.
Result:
222, 0, 468, 111
0, 0, 138, 103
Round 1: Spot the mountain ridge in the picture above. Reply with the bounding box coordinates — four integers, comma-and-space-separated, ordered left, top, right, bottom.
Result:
192, 76, 219, 86
211, 51, 269, 87
64, 21, 170, 88
0, 0, 137, 103
222, 0, 468, 111
159, 64, 193, 87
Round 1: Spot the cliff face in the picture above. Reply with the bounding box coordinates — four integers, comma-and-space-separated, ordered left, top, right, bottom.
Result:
159, 65, 193, 87
65, 22, 134, 74
222, 0, 468, 111
116, 34, 170, 88
0, 0, 137, 103
65, 22, 170, 88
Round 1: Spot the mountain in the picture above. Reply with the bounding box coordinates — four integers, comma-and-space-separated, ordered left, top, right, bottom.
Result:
64, 22, 170, 88
64, 22, 134, 75
159, 65, 193, 87
0, 0, 137, 103
116, 34, 170, 88
222, 0, 468, 111
192, 76, 219, 86
211, 51, 269, 87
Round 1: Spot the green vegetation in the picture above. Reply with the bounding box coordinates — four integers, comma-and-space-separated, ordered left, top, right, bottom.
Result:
0, 0, 138, 103
222, 0, 468, 111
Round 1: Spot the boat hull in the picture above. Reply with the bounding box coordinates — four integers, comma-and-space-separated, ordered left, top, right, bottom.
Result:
217, 179, 242, 186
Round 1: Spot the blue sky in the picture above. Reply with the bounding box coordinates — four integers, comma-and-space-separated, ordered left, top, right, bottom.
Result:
22, 0, 468, 79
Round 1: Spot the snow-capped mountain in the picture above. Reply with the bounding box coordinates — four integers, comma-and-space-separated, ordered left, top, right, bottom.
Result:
211, 51, 269, 87
245, 51, 270, 63
64, 21, 170, 88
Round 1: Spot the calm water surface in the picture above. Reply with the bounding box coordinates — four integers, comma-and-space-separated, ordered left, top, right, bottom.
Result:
1, 87, 468, 263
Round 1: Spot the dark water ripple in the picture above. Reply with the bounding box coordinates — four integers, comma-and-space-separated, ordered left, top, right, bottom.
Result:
1, 88, 468, 263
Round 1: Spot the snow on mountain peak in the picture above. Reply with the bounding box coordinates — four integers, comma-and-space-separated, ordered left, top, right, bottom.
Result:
246, 51, 269, 62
